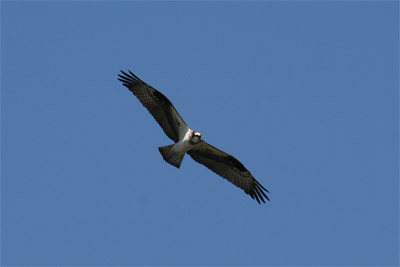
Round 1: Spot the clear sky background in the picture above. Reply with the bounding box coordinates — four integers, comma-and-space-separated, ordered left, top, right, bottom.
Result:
1, 1, 399, 266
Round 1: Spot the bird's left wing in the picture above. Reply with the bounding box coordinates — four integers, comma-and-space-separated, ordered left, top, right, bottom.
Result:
118, 70, 188, 142
189, 142, 270, 203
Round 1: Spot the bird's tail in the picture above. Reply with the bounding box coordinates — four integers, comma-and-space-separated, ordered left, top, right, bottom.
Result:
158, 144, 184, 169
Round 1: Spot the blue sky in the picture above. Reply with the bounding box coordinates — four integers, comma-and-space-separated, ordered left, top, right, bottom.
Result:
1, 1, 398, 266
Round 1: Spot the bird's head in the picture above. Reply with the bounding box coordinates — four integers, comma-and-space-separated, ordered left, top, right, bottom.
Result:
190, 131, 203, 144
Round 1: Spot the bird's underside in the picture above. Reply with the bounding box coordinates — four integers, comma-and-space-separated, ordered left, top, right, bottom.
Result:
118, 70, 270, 204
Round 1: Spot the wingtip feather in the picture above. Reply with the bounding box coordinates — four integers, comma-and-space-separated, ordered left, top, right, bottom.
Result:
118, 70, 145, 87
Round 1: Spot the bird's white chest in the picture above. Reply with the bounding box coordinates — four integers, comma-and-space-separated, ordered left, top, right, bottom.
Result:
173, 129, 194, 154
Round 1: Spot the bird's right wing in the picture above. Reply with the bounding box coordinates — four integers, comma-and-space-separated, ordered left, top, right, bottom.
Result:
189, 142, 270, 203
118, 70, 188, 142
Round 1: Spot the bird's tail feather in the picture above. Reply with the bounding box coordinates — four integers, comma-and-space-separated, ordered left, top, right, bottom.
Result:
158, 144, 184, 168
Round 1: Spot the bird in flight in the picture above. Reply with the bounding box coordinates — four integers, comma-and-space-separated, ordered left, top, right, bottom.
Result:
118, 70, 270, 204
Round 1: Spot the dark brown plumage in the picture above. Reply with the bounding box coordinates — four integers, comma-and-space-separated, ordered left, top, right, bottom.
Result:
118, 70, 270, 204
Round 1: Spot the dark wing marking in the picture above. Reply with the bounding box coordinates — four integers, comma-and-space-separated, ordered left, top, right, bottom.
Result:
189, 142, 270, 204
118, 70, 188, 142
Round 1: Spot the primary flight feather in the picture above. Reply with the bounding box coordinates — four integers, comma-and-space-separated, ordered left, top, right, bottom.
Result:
118, 70, 270, 203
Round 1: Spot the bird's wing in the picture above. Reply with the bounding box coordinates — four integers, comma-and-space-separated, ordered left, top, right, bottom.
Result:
189, 142, 269, 203
118, 70, 188, 142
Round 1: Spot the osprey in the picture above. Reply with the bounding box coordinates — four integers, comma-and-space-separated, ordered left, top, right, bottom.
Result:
118, 70, 270, 204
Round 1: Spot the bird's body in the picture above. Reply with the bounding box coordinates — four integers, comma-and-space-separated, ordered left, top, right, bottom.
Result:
173, 129, 194, 154
158, 129, 202, 168
174, 129, 203, 154
118, 70, 270, 203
